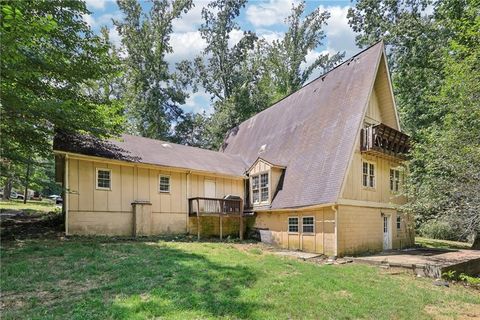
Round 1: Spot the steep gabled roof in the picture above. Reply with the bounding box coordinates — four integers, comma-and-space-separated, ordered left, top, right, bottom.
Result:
54, 132, 248, 177
221, 42, 385, 209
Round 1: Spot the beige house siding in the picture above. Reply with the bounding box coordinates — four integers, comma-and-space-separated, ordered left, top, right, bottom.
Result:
254, 207, 336, 256
66, 157, 244, 236
337, 205, 414, 256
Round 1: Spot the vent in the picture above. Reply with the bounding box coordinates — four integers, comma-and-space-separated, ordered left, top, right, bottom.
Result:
258, 144, 266, 154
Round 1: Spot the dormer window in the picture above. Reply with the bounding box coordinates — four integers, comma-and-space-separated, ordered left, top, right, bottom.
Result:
252, 172, 269, 204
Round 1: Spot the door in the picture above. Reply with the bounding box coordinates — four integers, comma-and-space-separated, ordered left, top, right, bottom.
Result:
383, 215, 391, 250
204, 180, 217, 212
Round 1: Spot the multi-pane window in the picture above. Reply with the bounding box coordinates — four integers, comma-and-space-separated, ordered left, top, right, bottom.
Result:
302, 217, 315, 233
396, 216, 401, 229
252, 175, 260, 204
159, 175, 170, 193
252, 173, 269, 204
390, 169, 401, 192
362, 161, 375, 188
288, 217, 299, 232
96, 169, 111, 189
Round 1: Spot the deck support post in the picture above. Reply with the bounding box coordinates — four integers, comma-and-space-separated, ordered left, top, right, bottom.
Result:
239, 200, 244, 240
219, 214, 223, 240
196, 198, 200, 241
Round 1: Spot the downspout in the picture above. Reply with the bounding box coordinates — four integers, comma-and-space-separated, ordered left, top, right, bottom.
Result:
332, 205, 338, 257
186, 171, 191, 232
65, 154, 69, 236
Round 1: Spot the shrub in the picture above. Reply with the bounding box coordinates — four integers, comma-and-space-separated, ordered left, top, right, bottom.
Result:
418, 220, 457, 240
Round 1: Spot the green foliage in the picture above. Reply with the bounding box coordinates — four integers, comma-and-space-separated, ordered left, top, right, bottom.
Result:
267, 1, 344, 96
0, 0, 124, 162
114, 0, 193, 140
418, 220, 458, 241
172, 112, 212, 148
459, 274, 480, 286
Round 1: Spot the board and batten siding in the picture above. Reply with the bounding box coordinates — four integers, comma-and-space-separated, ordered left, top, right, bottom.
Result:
67, 157, 244, 236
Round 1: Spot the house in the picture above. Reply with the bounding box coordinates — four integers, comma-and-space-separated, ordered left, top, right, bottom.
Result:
54, 42, 414, 256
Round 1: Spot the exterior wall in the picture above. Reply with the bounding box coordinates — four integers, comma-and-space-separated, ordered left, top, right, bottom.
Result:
337, 205, 414, 256
66, 157, 244, 236
254, 207, 336, 256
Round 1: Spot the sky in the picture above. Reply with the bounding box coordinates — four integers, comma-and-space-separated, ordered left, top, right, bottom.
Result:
83, 0, 360, 114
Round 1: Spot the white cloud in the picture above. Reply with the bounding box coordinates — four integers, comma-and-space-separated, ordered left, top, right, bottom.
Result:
182, 89, 213, 114
246, 0, 297, 27
172, 1, 207, 33
83, 14, 95, 27
228, 29, 244, 48
257, 29, 283, 44
108, 27, 122, 48
83, 11, 122, 29
85, 0, 108, 10
167, 31, 207, 64
320, 6, 359, 58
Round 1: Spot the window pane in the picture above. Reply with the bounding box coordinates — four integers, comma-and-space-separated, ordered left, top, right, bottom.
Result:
363, 174, 368, 187
159, 176, 170, 192
369, 176, 374, 188
369, 163, 374, 176
363, 162, 368, 174
288, 217, 298, 232
261, 187, 268, 202
302, 217, 314, 233
260, 173, 268, 187
252, 176, 259, 190
97, 170, 110, 188
253, 190, 259, 203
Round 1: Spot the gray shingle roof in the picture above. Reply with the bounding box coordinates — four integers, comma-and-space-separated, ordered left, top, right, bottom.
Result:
54, 132, 248, 177
221, 42, 384, 209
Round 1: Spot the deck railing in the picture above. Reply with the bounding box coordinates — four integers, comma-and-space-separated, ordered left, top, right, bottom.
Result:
188, 197, 242, 216
360, 123, 410, 159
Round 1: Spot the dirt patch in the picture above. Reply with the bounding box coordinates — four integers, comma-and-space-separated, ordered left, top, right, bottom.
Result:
0, 210, 64, 241
425, 302, 480, 319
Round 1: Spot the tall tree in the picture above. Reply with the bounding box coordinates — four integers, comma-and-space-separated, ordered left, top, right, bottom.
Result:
114, 0, 193, 140
0, 0, 124, 161
268, 1, 344, 97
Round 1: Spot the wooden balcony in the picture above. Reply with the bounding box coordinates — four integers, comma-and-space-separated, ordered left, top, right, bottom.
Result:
188, 197, 244, 240
360, 124, 410, 160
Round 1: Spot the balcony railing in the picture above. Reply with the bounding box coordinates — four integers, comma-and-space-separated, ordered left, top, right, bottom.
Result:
188, 197, 242, 216
360, 124, 410, 159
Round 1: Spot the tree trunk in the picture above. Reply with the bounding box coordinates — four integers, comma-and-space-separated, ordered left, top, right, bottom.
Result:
2, 177, 12, 201
472, 233, 480, 250
23, 161, 31, 204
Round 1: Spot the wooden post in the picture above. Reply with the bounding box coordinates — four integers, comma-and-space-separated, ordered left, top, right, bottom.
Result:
219, 214, 223, 240
196, 198, 200, 241
239, 199, 244, 240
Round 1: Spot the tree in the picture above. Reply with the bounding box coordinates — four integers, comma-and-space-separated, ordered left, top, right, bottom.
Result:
268, 1, 344, 97
114, 0, 193, 140
347, 0, 444, 139
173, 112, 212, 148
0, 1, 124, 162
403, 0, 480, 249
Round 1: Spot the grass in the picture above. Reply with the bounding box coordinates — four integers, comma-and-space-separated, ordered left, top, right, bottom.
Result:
0, 199, 58, 214
416, 237, 472, 250
1, 239, 479, 320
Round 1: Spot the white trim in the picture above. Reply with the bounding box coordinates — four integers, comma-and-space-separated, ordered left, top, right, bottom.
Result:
65, 155, 69, 236
332, 205, 338, 256
251, 171, 270, 206
95, 168, 112, 190
158, 174, 171, 193
337, 199, 397, 209
287, 216, 299, 233
302, 216, 315, 234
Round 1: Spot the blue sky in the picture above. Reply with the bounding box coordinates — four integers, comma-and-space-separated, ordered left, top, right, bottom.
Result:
83, 0, 360, 114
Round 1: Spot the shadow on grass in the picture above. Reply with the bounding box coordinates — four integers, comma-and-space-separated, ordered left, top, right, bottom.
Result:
1, 240, 264, 319
107, 243, 261, 319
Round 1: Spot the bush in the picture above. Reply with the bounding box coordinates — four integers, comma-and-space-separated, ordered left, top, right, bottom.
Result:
418, 220, 458, 240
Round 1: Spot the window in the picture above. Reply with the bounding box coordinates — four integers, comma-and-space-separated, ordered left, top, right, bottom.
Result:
396, 216, 401, 229
96, 169, 111, 190
288, 217, 299, 233
362, 161, 375, 188
159, 175, 170, 193
390, 169, 402, 192
302, 216, 315, 233
251, 172, 269, 204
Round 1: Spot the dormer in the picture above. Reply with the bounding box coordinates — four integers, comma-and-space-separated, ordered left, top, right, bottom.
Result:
246, 158, 285, 208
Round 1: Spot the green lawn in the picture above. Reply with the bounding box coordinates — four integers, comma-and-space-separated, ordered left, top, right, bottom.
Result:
1, 239, 479, 320
416, 237, 472, 250
0, 199, 57, 214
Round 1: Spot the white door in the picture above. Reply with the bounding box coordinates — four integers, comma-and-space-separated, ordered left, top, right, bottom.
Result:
383, 216, 391, 250
204, 180, 217, 212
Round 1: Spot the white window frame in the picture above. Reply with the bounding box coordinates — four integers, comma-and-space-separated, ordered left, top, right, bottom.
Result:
302, 216, 315, 234
251, 171, 269, 205
362, 160, 376, 189
95, 168, 111, 190
396, 216, 402, 230
390, 167, 403, 193
288, 216, 299, 233
159, 175, 171, 193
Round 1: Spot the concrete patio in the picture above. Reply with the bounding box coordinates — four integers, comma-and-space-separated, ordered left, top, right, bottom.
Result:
351, 248, 480, 278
